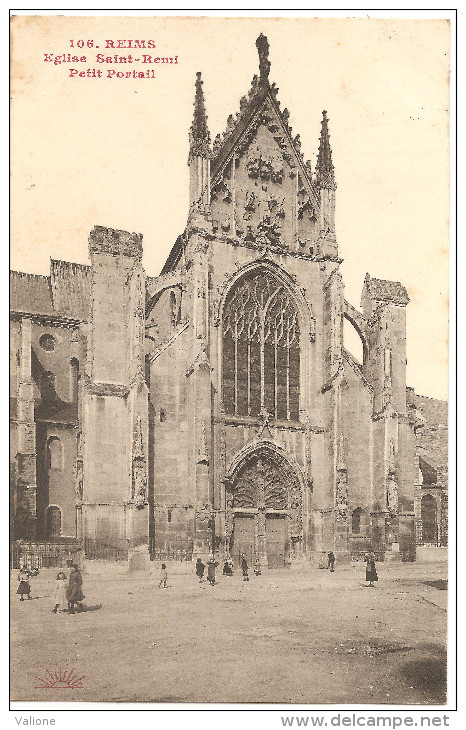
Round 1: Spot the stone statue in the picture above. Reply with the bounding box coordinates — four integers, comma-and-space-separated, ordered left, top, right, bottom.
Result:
132, 461, 147, 507
387, 477, 398, 515
336, 470, 348, 517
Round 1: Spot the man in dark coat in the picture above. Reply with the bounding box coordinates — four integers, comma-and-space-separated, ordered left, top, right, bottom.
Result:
241, 556, 249, 581
207, 557, 218, 586
66, 564, 84, 613
195, 558, 205, 582
365, 551, 378, 587
222, 560, 233, 576
327, 551, 335, 572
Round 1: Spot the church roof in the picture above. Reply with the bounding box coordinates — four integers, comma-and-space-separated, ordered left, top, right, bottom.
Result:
50, 259, 91, 320
364, 273, 409, 305
10, 271, 53, 315
10, 260, 91, 321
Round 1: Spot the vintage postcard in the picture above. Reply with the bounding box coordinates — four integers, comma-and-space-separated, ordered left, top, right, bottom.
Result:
10, 11, 452, 716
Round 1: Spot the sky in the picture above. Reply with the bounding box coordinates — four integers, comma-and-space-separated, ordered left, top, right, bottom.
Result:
10, 14, 450, 400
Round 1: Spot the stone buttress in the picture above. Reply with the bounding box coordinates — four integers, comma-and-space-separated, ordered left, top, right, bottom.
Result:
81, 226, 150, 568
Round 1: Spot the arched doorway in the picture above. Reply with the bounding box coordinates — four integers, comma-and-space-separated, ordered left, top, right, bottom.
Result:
226, 448, 303, 569
46, 506, 62, 539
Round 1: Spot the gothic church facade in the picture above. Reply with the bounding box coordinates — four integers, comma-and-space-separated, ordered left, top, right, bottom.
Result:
11, 36, 422, 567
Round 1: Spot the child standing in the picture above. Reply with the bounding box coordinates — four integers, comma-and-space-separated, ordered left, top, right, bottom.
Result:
158, 563, 168, 588
16, 567, 31, 601
52, 572, 68, 613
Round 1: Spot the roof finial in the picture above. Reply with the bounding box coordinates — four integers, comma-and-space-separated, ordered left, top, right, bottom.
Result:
188, 71, 212, 162
256, 33, 270, 85
315, 110, 336, 190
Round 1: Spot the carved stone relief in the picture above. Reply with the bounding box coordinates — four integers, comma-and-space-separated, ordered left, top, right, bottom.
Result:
131, 415, 147, 507
335, 433, 348, 517
386, 440, 398, 516
75, 459, 83, 501
225, 451, 303, 543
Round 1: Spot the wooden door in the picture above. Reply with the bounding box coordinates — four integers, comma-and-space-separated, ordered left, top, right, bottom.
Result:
232, 515, 255, 568
266, 514, 288, 568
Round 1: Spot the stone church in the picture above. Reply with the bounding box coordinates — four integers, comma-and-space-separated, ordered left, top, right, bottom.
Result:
11, 34, 440, 568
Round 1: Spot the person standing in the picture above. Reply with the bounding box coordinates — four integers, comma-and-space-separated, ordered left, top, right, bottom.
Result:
195, 558, 205, 582
327, 551, 335, 572
365, 551, 378, 587
241, 555, 249, 582
52, 571, 68, 613
16, 567, 31, 601
207, 557, 218, 586
222, 560, 233, 576
66, 563, 84, 613
158, 563, 168, 589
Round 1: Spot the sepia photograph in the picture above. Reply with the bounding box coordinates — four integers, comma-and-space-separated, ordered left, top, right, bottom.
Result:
9, 11, 452, 712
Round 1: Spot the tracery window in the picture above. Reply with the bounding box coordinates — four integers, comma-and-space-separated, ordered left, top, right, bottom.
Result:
234, 456, 288, 510
223, 272, 300, 420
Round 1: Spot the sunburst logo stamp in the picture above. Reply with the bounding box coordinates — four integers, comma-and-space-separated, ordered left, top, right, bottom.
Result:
34, 668, 85, 689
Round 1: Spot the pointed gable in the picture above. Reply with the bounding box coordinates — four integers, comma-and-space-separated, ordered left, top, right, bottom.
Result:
209, 35, 321, 254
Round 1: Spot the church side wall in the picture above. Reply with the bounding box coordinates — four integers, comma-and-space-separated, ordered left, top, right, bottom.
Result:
340, 366, 373, 552
10, 315, 80, 542
37, 423, 77, 538
149, 329, 192, 555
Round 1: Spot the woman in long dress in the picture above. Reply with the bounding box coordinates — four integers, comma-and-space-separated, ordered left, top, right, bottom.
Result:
66, 564, 84, 613
207, 557, 218, 586
16, 567, 31, 601
365, 551, 378, 587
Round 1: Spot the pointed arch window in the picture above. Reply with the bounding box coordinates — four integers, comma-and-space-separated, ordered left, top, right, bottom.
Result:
47, 436, 63, 470
223, 271, 300, 421
352, 507, 363, 534
421, 494, 437, 543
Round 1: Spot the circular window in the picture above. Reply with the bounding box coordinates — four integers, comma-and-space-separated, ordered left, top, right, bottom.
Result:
39, 334, 56, 352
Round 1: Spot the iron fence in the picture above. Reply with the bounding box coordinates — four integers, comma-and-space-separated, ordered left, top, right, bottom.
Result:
350, 549, 386, 563
10, 540, 82, 570
151, 549, 193, 563
83, 538, 128, 561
